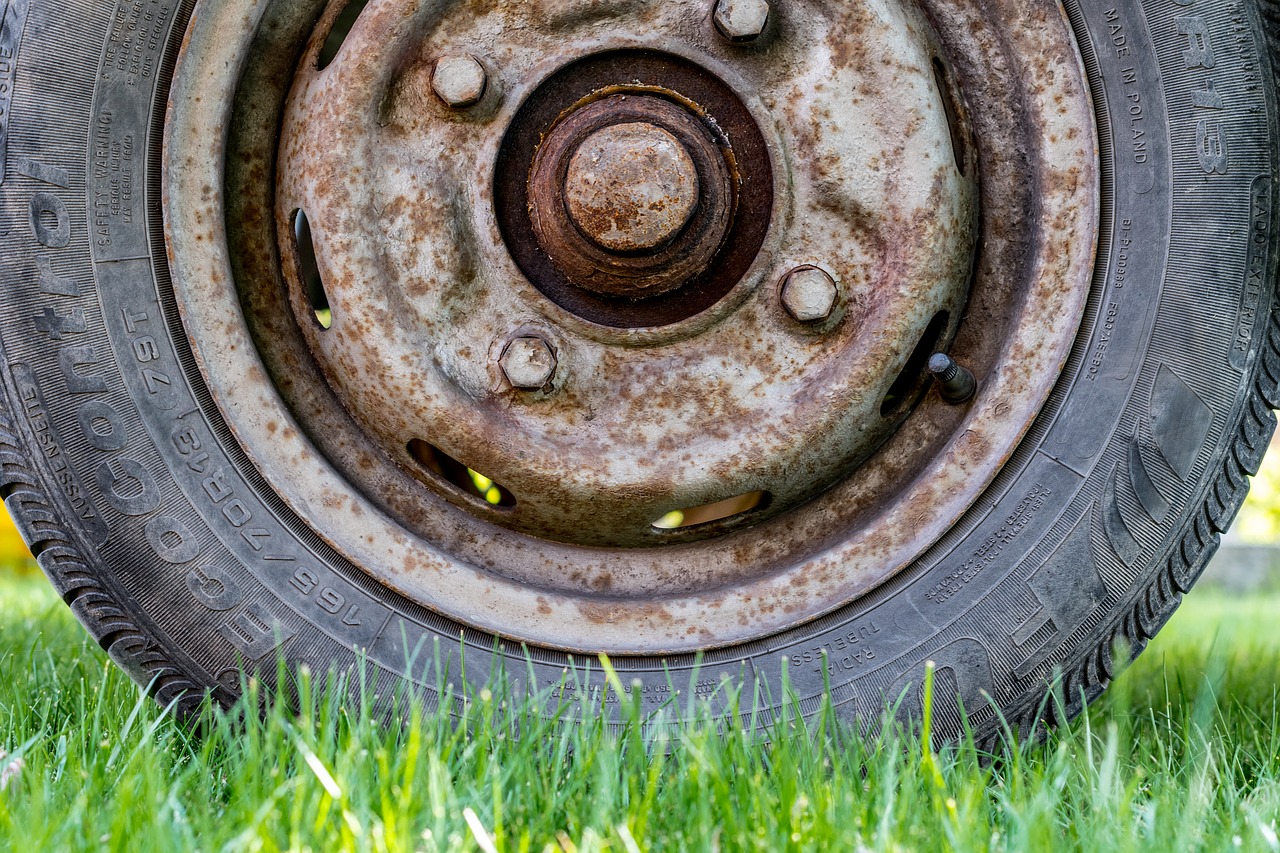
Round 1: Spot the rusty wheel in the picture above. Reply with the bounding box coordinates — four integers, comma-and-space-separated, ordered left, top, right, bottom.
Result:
1, 0, 1279, 740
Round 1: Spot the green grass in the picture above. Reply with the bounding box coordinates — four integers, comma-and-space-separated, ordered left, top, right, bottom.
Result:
1, 574, 1279, 852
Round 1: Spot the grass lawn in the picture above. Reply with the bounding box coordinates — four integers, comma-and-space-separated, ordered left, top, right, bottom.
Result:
0, 571, 1279, 851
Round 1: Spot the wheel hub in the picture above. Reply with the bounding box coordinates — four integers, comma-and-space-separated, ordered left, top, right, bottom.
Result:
527, 93, 735, 300
495, 50, 772, 329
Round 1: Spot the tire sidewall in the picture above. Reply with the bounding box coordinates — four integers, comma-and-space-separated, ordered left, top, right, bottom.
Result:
0, 0, 1274, 736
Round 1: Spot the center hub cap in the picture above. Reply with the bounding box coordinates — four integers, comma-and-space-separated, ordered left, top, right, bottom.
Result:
564, 122, 700, 255
497, 52, 772, 328
524, 90, 738, 305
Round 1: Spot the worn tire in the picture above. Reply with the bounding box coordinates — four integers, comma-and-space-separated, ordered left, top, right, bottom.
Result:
0, 0, 1278, 742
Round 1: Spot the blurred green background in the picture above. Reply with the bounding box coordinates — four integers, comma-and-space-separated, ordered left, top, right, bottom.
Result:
1233, 435, 1280, 543
0, 502, 33, 576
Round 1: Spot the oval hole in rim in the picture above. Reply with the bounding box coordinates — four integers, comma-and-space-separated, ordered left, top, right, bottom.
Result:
317, 0, 372, 70
408, 439, 517, 509
653, 491, 771, 532
880, 311, 949, 416
292, 209, 332, 330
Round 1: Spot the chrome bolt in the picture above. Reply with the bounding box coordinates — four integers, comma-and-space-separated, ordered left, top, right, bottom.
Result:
929, 353, 977, 404
432, 55, 488, 109
713, 0, 771, 42
501, 337, 558, 390
781, 266, 839, 323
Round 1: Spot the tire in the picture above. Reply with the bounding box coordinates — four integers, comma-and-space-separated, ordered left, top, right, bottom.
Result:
0, 0, 1277, 743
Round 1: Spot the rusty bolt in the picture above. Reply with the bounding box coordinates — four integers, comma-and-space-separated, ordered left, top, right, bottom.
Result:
432, 55, 487, 109
501, 337, 558, 390
713, 0, 771, 42
781, 267, 839, 323
929, 353, 978, 404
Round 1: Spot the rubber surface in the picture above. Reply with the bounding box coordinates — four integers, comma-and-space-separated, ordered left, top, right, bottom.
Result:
0, 0, 1277, 742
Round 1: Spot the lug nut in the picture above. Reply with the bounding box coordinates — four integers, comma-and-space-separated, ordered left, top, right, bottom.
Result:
781, 266, 839, 323
501, 337, 558, 390
714, 0, 771, 42
929, 353, 977, 404
432, 54, 488, 109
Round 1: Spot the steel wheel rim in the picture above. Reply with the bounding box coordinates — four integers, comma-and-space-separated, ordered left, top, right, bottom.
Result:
163, 0, 1099, 654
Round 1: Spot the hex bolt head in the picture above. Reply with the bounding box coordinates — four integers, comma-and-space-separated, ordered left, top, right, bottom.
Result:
501, 337, 558, 390
928, 353, 978, 404
781, 266, 839, 323
432, 55, 488, 109
714, 0, 771, 42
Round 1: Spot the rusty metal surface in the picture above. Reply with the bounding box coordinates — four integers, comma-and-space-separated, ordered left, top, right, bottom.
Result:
164, 0, 1098, 654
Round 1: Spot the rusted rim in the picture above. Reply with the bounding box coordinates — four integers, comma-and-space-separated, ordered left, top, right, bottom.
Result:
164, 0, 1098, 654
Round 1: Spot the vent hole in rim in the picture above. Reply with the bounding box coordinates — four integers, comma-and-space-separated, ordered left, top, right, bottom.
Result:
881, 311, 949, 416
408, 439, 517, 509
932, 57, 968, 177
653, 491, 771, 532
292, 209, 332, 330
317, 0, 372, 70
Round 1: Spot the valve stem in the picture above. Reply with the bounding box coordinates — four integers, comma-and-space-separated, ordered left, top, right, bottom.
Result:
929, 353, 977, 404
